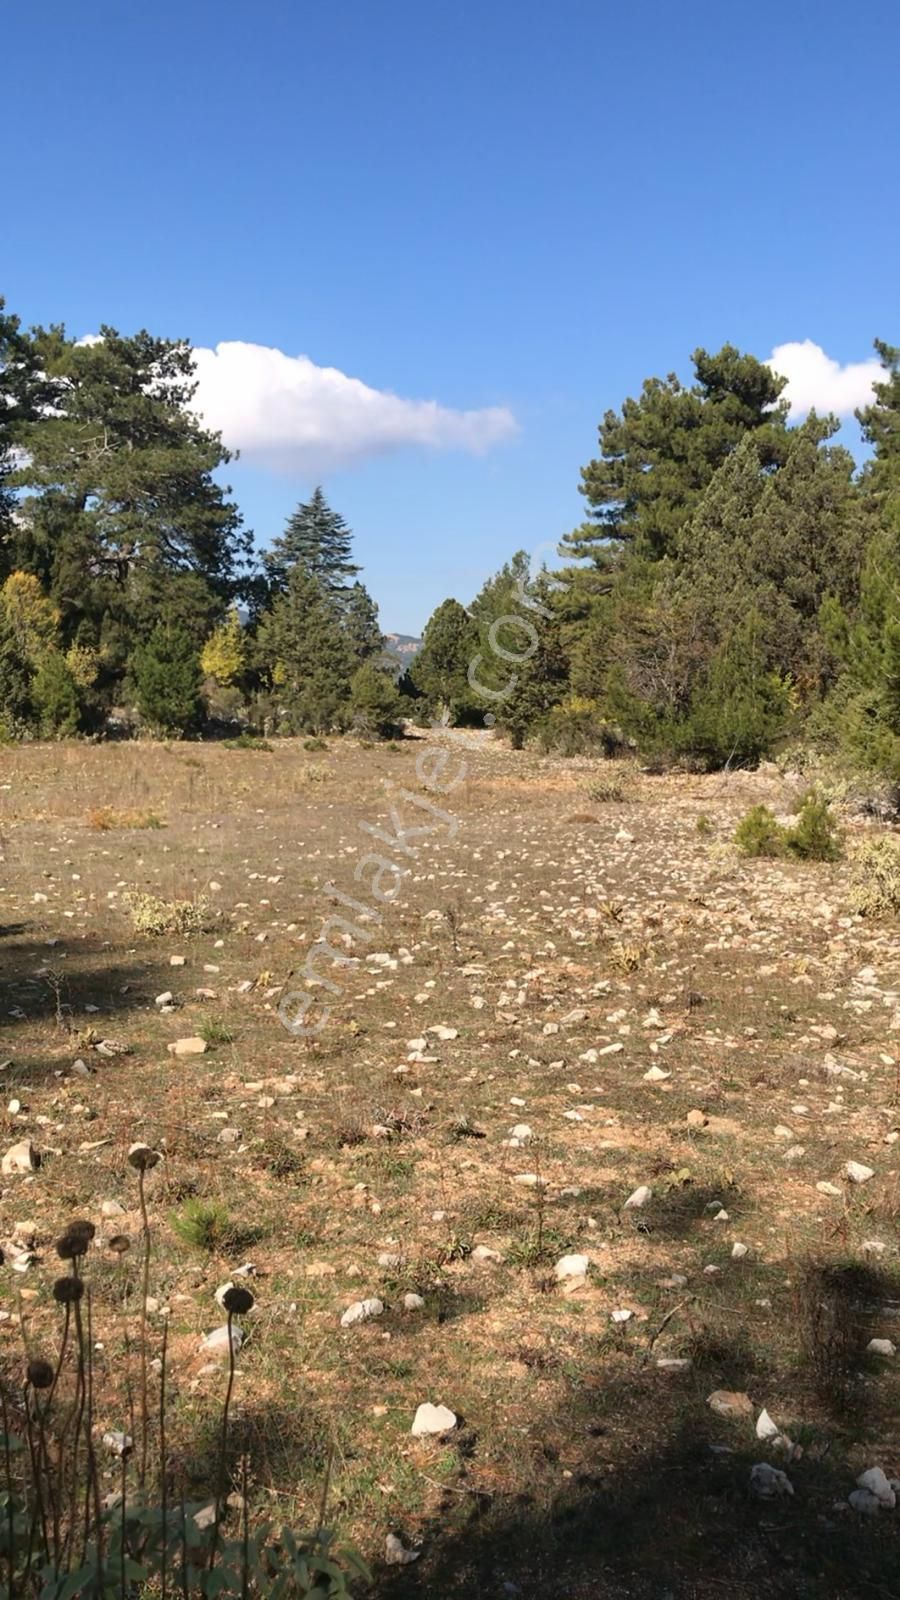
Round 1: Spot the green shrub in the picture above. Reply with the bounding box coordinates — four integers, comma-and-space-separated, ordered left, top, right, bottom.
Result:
849, 836, 900, 916
539, 697, 624, 757
171, 1197, 236, 1251
348, 661, 404, 739
131, 622, 202, 737
32, 649, 80, 737
223, 731, 272, 751
303, 735, 327, 751
784, 793, 842, 861
696, 813, 713, 836
734, 804, 785, 857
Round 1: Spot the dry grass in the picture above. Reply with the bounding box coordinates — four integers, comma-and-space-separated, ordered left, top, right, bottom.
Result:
0, 735, 898, 1599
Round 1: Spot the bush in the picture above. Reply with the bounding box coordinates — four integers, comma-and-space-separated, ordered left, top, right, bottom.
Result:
849, 835, 900, 916
87, 806, 163, 831
171, 1197, 237, 1251
539, 697, 624, 757
303, 735, 327, 751
348, 661, 405, 739
31, 649, 80, 737
734, 804, 785, 857
125, 891, 215, 936
784, 793, 842, 861
131, 623, 202, 737
223, 732, 272, 751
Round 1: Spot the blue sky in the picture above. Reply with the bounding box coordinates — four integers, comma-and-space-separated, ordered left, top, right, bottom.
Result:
4, 0, 898, 631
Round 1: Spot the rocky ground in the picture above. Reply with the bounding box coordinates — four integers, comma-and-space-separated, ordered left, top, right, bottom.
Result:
0, 734, 898, 1598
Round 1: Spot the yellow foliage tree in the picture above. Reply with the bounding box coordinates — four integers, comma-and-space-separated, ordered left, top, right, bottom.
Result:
200, 607, 246, 686
1, 572, 61, 662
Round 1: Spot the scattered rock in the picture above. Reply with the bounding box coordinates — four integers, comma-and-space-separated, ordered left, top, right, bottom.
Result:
340, 1298, 384, 1328
385, 1534, 420, 1566
867, 1338, 896, 1357
554, 1254, 589, 1282
623, 1185, 652, 1210
411, 1403, 457, 1437
167, 1037, 208, 1057
750, 1463, 794, 1499
844, 1160, 875, 1184
201, 1325, 242, 1356
856, 1467, 896, 1509
707, 1390, 753, 1420
2, 1140, 39, 1176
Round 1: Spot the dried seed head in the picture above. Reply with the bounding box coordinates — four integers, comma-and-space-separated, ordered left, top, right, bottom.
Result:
56, 1234, 79, 1262
66, 1219, 96, 1248
107, 1234, 131, 1255
221, 1286, 255, 1316
127, 1142, 160, 1172
26, 1358, 54, 1390
53, 1276, 85, 1305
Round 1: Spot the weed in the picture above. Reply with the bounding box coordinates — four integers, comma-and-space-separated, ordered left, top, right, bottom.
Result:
785, 793, 842, 861
795, 1257, 879, 1407
198, 1015, 235, 1047
849, 834, 900, 916
252, 1136, 305, 1180
695, 813, 713, 836
86, 805, 163, 830
303, 736, 327, 752
124, 891, 215, 936
223, 732, 272, 751
171, 1198, 237, 1252
734, 803, 784, 857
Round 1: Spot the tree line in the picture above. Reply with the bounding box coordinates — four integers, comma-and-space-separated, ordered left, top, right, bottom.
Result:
411, 340, 900, 789
1, 297, 898, 788
0, 301, 403, 739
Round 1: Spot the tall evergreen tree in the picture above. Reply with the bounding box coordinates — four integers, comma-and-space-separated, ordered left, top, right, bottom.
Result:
343, 580, 384, 663
255, 564, 354, 732
9, 326, 249, 672
565, 344, 790, 565
262, 488, 360, 597
410, 598, 481, 724
130, 623, 203, 737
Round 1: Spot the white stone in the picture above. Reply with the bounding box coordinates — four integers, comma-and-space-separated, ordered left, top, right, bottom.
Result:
411, 1403, 457, 1437
2, 1140, 38, 1176
867, 1338, 896, 1357
844, 1160, 875, 1184
201, 1324, 242, 1356
856, 1467, 896, 1508
167, 1036, 208, 1057
623, 1185, 652, 1209
731, 1242, 749, 1260
554, 1254, 589, 1282
402, 1293, 425, 1311
749, 1463, 793, 1499
385, 1534, 420, 1566
340, 1297, 384, 1328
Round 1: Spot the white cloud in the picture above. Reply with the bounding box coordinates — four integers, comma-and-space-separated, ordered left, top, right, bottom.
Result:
187, 340, 517, 469
766, 339, 882, 419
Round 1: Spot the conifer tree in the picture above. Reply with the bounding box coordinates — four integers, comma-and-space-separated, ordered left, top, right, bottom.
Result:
255, 564, 354, 732
410, 598, 481, 724
263, 488, 360, 597
131, 623, 202, 737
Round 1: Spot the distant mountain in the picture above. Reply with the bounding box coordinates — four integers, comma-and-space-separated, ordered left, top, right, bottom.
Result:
383, 632, 422, 663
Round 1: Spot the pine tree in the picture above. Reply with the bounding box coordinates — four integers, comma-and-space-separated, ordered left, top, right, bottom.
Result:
32, 651, 80, 738
255, 564, 354, 732
565, 344, 790, 566
343, 581, 383, 663
0, 607, 34, 736
410, 598, 481, 724
9, 325, 250, 701
131, 623, 202, 737
263, 488, 360, 597
348, 661, 404, 738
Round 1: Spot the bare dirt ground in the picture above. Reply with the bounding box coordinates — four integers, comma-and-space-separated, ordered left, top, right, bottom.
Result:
1, 735, 898, 1598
